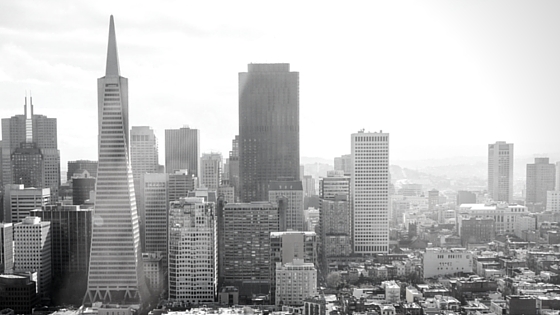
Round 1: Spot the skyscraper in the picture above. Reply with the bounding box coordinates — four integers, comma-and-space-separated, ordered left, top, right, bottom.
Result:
3, 184, 50, 223
138, 173, 168, 255
131, 126, 159, 178
1, 97, 60, 199
200, 153, 222, 191
488, 141, 513, 203
268, 180, 305, 231
84, 16, 148, 304
239, 63, 300, 202
526, 157, 556, 209
0, 223, 13, 274
165, 127, 200, 176
351, 131, 390, 254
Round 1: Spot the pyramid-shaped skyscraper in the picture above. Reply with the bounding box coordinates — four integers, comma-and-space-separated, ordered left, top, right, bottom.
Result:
84, 15, 148, 305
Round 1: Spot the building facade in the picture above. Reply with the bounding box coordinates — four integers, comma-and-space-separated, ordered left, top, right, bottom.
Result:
168, 197, 216, 304
3, 184, 50, 223
239, 63, 300, 202
458, 203, 528, 235
84, 16, 148, 304
422, 248, 472, 279
269, 180, 304, 231
352, 131, 390, 254
165, 127, 200, 176
275, 259, 317, 306
138, 173, 168, 256
334, 154, 352, 175
200, 153, 222, 191
130, 126, 159, 179
526, 157, 556, 209
0, 223, 14, 274
488, 141, 514, 203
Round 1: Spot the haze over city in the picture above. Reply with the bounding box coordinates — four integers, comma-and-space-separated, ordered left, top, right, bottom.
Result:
1, 0, 560, 170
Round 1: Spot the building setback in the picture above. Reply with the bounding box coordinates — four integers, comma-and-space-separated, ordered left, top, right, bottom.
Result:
239, 63, 300, 202
352, 131, 390, 254
84, 16, 148, 305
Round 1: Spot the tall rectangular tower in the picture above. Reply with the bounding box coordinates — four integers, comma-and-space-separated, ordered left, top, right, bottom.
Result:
84, 16, 148, 305
239, 63, 300, 202
488, 141, 514, 203
526, 157, 556, 209
200, 153, 222, 191
351, 131, 390, 254
268, 180, 304, 231
131, 126, 160, 179
165, 127, 200, 176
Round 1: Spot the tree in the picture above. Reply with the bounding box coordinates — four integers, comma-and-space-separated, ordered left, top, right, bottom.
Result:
326, 272, 342, 288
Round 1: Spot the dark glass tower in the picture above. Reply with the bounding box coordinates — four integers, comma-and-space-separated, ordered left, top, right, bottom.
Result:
239, 64, 300, 202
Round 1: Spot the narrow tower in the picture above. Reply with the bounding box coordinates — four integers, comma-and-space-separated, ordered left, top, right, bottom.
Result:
84, 16, 148, 305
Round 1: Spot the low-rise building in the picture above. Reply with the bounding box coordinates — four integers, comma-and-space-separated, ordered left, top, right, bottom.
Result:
276, 259, 317, 306
422, 248, 472, 278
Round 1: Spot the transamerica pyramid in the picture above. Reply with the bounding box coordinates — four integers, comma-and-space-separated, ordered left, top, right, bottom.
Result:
84, 15, 149, 305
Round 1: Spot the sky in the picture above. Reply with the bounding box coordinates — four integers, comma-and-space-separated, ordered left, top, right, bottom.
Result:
1, 1, 559, 171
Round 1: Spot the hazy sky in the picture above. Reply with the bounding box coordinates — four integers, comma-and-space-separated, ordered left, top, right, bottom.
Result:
1, 1, 559, 170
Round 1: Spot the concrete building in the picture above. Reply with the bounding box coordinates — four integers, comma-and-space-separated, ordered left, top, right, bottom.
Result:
422, 248, 472, 278
382, 281, 400, 303
1, 96, 60, 200
168, 169, 197, 204
0, 273, 39, 314
218, 185, 235, 204
547, 191, 560, 212
488, 141, 514, 203
334, 154, 352, 175
165, 126, 200, 177
459, 217, 495, 246
84, 16, 148, 305
11, 142, 44, 189
225, 135, 240, 202
320, 195, 352, 267
269, 180, 304, 231
239, 63, 300, 202
514, 215, 537, 239
319, 171, 350, 199
303, 175, 316, 198
428, 189, 439, 210
3, 184, 50, 223
71, 169, 96, 206
30, 204, 92, 304
458, 203, 528, 235
130, 126, 159, 179
200, 153, 222, 191
275, 259, 317, 306
0, 223, 14, 274
221, 202, 282, 298
526, 157, 556, 209
14, 216, 51, 300
352, 131, 390, 254
137, 173, 168, 255
142, 252, 164, 297
168, 197, 216, 304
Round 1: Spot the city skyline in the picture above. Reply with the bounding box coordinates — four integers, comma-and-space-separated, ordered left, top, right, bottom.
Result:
1, 1, 560, 169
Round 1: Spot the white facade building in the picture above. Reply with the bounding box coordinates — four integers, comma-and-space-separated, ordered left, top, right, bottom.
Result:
382, 280, 401, 303
14, 216, 51, 299
3, 184, 50, 224
488, 141, 514, 203
200, 153, 222, 191
275, 259, 317, 306
168, 197, 216, 304
458, 203, 528, 235
422, 248, 472, 279
547, 191, 560, 212
352, 131, 390, 254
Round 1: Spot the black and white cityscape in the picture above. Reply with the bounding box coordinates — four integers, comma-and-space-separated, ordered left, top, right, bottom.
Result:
1, 2, 560, 315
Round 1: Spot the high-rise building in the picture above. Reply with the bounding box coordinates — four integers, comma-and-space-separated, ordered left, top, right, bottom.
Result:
165, 127, 200, 176
11, 142, 44, 188
168, 170, 196, 204
84, 16, 148, 305
1, 96, 60, 199
275, 259, 317, 307
239, 63, 300, 202
200, 153, 222, 191
488, 141, 514, 203
351, 131, 390, 254
131, 126, 159, 178
168, 197, 216, 304
30, 204, 92, 305
71, 170, 96, 206
67, 160, 98, 181
138, 173, 168, 255
556, 161, 560, 191
3, 184, 50, 223
268, 180, 304, 231
319, 170, 350, 199
226, 136, 240, 201
302, 175, 316, 197
0, 223, 14, 274
221, 202, 282, 299
334, 154, 352, 175
14, 216, 51, 300
428, 189, 439, 210
0, 272, 39, 314
526, 157, 556, 209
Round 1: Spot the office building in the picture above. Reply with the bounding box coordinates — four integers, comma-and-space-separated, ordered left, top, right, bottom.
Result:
165, 127, 200, 176
71, 170, 96, 206
67, 160, 98, 181
526, 157, 556, 209
138, 173, 168, 255
1, 96, 60, 199
239, 63, 300, 202
547, 191, 560, 212
3, 184, 50, 223
319, 171, 350, 199
302, 175, 316, 198
222, 202, 282, 298
428, 189, 439, 210
168, 197, 216, 304
0, 223, 14, 274
458, 203, 528, 235
275, 259, 317, 307
351, 131, 390, 254
269, 180, 304, 231
84, 16, 148, 305
131, 126, 159, 178
226, 136, 240, 201
218, 185, 235, 204
0, 272, 39, 314
200, 153, 222, 191
168, 169, 197, 204
11, 142, 44, 188
30, 204, 92, 305
142, 252, 164, 296
14, 216, 51, 300
320, 195, 352, 261
334, 154, 352, 175
422, 248, 472, 279
488, 141, 514, 203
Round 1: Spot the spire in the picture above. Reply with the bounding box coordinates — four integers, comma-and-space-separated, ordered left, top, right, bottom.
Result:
105, 15, 120, 76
